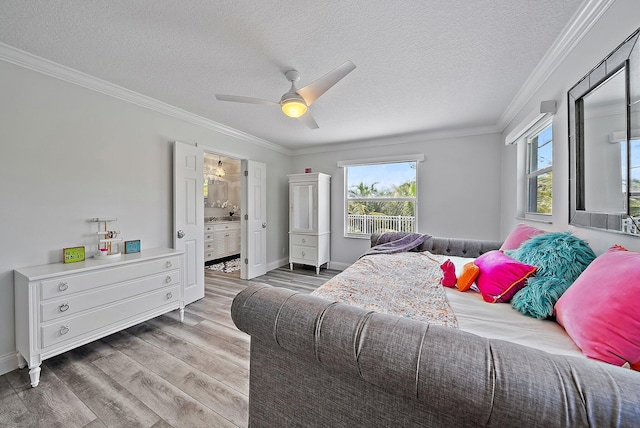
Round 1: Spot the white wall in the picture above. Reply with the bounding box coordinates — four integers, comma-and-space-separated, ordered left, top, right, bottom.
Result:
0, 60, 291, 374
500, 0, 640, 255
292, 132, 503, 267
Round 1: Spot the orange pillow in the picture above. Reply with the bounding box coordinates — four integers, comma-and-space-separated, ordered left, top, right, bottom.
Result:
457, 262, 480, 291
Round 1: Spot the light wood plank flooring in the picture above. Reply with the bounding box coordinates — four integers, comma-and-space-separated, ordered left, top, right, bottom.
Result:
0, 265, 339, 428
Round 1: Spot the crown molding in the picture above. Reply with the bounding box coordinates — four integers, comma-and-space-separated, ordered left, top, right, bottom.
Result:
291, 124, 501, 156
0, 42, 291, 156
497, 0, 616, 131
0, 0, 614, 157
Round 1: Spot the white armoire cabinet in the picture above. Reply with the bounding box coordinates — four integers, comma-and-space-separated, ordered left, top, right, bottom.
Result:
288, 173, 331, 274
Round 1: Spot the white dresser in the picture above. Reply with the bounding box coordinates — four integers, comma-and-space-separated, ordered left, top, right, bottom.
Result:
14, 248, 184, 387
288, 173, 331, 274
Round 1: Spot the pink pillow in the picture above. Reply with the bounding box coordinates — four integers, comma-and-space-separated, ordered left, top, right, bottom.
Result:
555, 246, 640, 369
474, 250, 537, 303
500, 223, 545, 251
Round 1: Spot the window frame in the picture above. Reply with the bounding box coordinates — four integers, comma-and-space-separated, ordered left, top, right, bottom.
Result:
524, 118, 553, 219
338, 155, 423, 239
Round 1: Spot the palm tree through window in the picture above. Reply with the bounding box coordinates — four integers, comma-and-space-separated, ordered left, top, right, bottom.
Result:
345, 162, 417, 236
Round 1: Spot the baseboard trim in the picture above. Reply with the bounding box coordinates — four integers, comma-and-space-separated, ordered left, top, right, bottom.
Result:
268, 258, 349, 272
0, 351, 18, 376
328, 261, 349, 271
267, 258, 289, 272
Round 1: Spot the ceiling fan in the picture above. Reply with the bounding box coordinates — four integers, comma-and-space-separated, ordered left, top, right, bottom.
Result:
215, 60, 356, 129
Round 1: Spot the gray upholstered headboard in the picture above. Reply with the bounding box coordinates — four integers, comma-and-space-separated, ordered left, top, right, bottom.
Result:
370, 233, 502, 259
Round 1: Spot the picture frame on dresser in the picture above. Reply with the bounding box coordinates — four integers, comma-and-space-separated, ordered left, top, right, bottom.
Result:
124, 239, 141, 254
62, 246, 85, 264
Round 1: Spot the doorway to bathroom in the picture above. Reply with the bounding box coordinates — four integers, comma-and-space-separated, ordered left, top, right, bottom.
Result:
204, 152, 242, 278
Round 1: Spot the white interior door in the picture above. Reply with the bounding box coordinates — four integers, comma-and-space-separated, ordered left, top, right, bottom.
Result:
173, 141, 204, 304
241, 160, 267, 279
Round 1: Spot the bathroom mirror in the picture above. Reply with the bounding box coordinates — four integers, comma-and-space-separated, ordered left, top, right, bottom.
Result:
569, 27, 640, 235
207, 180, 228, 206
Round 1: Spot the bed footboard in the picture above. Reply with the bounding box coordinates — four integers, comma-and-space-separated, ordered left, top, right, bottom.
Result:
232, 283, 640, 427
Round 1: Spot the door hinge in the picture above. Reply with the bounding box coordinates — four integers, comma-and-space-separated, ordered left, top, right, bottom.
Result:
244, 258, 248, 264
244, 170, 248, 176
244, 214, 248, 220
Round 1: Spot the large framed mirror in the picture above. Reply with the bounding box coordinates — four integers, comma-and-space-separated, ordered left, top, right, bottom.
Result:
569, 27, 640, 235
206, 180, 228, 207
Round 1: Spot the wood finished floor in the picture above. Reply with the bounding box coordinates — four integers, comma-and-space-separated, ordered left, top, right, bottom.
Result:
0, 265, 338, 428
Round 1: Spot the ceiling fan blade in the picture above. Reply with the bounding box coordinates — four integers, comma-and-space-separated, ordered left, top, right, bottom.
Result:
215, 94, 278, 106
297, 111, 319, 129
297, 60, 356, 106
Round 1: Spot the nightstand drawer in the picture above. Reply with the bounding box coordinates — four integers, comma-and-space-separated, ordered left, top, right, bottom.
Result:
290, 234, 317, 247
291, 245, 317, 261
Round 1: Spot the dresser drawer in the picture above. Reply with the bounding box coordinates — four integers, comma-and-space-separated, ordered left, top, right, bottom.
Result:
212, 222, 240, 231
205, 232, 214, 241
40, 256, 181, 301
290, 234, 317, 247
291, 245, 317, 261
41, 284, 180, 349
40, 270, 180, 322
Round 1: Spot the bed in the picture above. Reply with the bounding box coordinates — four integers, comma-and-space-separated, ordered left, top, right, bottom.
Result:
231, 233, 640, 427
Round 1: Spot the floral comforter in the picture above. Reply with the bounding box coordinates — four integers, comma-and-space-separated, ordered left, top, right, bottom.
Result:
312, 251, 458, 328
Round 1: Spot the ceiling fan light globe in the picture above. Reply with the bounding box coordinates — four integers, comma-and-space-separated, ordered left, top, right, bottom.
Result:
281, 99, 307, 118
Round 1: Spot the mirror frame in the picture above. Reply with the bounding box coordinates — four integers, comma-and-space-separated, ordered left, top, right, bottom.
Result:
568, 27, 640, 234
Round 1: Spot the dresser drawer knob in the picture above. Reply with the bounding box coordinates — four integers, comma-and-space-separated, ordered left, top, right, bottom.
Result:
59, 303, 69, 312
165, 276, 172, 284
166, 292, 173, 299
58, 282, 68, 291
302, 238, 306, 243
165, 261, 172, 268
59, 325, 70, 335
302, 251, 306, 257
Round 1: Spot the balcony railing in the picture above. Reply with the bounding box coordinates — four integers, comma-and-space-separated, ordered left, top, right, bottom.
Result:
347, 214, 415, 235
622, 216, 640, 235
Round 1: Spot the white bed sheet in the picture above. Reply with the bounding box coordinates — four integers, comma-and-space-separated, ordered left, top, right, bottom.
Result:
445, 256, 584, 359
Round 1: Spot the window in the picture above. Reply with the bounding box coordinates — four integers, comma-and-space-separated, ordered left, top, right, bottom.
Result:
343, 160, 418, 237
525, 121, 552, 215
629, 139, 640, 217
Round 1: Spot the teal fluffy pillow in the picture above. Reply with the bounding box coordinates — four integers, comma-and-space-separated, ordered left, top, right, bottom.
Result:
511, 277, 570, 319
505, 232, 596, 319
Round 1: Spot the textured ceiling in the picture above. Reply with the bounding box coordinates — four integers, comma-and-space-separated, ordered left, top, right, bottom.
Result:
0, 0, 585, 150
